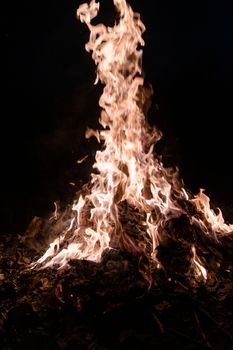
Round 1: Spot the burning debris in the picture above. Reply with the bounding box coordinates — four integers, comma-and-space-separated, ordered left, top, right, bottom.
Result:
31, 0, 233, 281
1, 0, 233, 349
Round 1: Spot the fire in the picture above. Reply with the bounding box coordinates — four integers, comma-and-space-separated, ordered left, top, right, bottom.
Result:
33, 0, 232, 276
191, 245, 207, 281
192, 189, 233, 235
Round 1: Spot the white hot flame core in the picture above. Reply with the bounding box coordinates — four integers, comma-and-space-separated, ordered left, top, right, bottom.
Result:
34, 0, 232, 272
191, 245, 207, 280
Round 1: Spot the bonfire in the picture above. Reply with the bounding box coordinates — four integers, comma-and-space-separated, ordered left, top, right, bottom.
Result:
1, 1, 233, 349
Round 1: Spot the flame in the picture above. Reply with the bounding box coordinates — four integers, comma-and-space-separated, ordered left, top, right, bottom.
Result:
191, 245, 207, 281
33, 0, 232, 273
192, 189, 233, 234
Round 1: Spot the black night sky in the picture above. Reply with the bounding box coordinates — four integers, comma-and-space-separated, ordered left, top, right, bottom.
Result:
1, 0, 233, 234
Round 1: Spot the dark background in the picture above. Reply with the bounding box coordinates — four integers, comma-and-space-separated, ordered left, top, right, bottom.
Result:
1, 0, 233, 234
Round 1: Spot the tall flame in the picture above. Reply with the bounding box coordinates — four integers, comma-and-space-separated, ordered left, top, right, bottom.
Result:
34, 0, 232, 271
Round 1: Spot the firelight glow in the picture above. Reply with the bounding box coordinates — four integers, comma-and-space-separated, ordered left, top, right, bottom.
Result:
33, 0, 233, 277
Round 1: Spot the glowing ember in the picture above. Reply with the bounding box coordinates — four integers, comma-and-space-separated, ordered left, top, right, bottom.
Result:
33, 0, 232, 276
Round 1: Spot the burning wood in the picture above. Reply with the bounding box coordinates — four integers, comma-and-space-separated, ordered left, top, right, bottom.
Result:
1, 0, 233, 349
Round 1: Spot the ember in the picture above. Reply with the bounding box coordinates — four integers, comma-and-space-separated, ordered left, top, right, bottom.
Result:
1, 0, 233, 349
